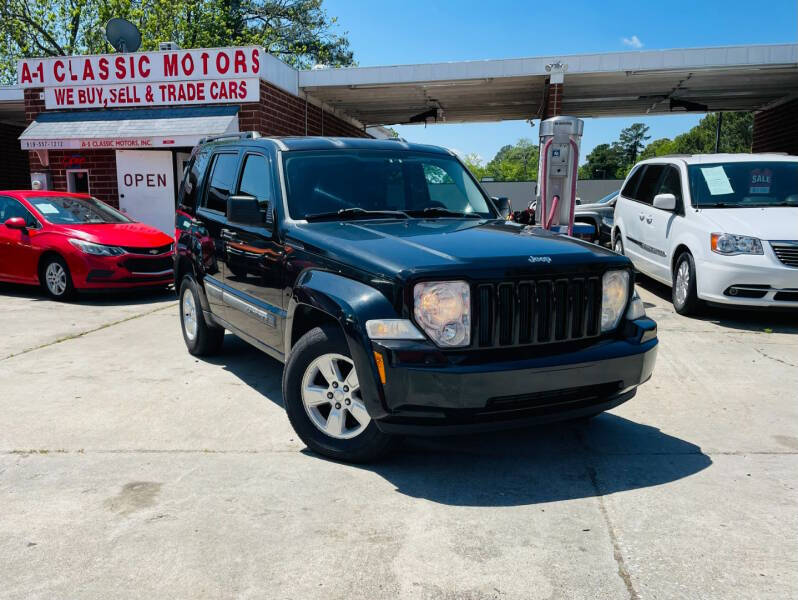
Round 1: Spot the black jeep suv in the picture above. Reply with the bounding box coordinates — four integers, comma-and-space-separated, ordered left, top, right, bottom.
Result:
175, 134, 658, 462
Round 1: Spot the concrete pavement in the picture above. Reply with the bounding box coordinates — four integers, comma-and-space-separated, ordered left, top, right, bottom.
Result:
0, 279, 796, 599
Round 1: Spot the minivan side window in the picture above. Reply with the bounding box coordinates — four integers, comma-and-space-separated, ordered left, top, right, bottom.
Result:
203, 153, 239, 214
656, 166, 683, 211
621, 166, 644, 199
633, 165, 666, 205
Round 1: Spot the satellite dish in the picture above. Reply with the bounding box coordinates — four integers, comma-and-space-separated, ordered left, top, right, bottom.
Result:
105, 18, 142, 53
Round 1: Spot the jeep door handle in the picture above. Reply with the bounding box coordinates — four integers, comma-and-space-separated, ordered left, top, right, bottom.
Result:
220, 228, 236, 241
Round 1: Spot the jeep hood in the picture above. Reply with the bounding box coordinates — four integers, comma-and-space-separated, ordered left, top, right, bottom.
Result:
289, 219, 627, 280
698, 207, 798, 240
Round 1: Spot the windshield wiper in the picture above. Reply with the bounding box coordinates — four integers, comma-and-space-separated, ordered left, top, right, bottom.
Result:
304, 207, 410, 222
409, 207, 483, 219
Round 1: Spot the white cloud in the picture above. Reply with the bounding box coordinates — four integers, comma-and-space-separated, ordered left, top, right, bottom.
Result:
622, 35, 643, 49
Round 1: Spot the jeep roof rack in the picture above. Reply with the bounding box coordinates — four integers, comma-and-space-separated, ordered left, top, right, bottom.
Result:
198, 131, 261, 145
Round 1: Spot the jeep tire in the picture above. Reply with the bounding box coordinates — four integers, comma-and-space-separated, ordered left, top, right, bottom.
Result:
179, 276, 225, 356
283, 325, 394, 463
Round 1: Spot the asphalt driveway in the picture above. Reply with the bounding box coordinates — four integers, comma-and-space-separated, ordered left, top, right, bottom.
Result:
0, 279, 796, 599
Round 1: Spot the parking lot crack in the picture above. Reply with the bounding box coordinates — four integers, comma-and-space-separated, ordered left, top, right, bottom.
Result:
754, 347, 797, 368
586, 465, 640, 600
0, 303, 176, 362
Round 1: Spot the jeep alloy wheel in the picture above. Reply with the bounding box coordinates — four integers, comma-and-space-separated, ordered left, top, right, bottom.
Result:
301, 353, 370, 439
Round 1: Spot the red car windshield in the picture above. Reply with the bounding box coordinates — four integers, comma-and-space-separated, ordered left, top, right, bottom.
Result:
26, 196, 131, 225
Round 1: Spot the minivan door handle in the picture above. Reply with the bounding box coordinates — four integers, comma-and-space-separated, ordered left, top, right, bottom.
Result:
220, 228, 236, 241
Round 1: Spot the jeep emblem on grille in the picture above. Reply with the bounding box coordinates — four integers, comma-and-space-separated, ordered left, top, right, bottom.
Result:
528, 256, 552, 263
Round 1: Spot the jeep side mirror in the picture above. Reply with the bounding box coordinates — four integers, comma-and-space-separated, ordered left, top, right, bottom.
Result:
653, 193, 676, 211
228, 194, 270, 227
4, 217, 27, 230
492, 196, 511, 219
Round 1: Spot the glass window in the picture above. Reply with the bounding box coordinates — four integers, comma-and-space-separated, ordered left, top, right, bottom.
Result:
633, 165, 665, 205
282, 150, 494, 219
656, 166, 683, 209
0, 197, 38, 227
179, 147, 212, 210
621, 166, 644, 199
238, 154, 272, 203
25, 195, 130, 224
687, 161, 798, 208
203, 153, 239, 214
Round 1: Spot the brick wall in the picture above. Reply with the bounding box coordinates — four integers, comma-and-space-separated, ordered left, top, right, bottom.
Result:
22, 79, 368, 206
0, 123, 31, 189
752, 99, 798, 155
238, 79, 368, 137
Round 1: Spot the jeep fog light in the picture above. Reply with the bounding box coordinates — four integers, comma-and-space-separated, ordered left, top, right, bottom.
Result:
601, 270, 630, 332
625, 290, 646, 321
413, 281, 470, 347
366, 319, 425, 340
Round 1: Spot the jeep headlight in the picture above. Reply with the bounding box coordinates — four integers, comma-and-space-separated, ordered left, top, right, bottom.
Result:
601, 270, 630, 332
413, 281, 470, 347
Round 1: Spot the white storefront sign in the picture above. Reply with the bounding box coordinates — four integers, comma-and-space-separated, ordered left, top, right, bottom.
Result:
116, 150, 176, 235
18, 46, 266, 109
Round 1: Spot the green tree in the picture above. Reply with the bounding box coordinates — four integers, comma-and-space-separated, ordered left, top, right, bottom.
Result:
578, 143, 626, 179
0, 0, 354, 84
483, 138, 539, 181
638, 137, 675, 160
669, 112, 753, 154
617, 123, 651, 164
462, 153, 487, 181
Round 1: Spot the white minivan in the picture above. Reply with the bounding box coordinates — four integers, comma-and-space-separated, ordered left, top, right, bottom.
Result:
613, 154, 798, 314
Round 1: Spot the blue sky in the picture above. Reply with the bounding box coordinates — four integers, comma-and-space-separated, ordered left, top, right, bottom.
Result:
323, 0, 797, 164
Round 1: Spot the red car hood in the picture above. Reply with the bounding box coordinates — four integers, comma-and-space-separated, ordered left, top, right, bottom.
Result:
58, 223, 174, 247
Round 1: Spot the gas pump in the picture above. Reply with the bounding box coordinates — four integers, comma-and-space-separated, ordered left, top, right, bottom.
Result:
535, 116, 589, 238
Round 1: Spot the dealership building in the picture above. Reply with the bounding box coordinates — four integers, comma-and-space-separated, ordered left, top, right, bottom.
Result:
0, 43, 796, 233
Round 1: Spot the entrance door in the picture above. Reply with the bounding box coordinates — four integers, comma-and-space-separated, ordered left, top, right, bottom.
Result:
116, 150, 175, 235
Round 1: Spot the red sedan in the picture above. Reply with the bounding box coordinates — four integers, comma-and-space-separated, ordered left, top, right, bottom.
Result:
0, 191, 175, 299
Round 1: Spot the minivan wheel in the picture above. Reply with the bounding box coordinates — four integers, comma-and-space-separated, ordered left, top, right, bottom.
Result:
672, 252, 701, 316
613, 235, 624, 255
41, 255, 75, 300
283, 325, 394, 463
179, 276, 224, 356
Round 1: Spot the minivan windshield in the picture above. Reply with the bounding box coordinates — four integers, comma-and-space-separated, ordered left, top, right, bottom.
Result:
282, 150, 496, 220
688, 161, 798, 208
26, 195, 132, 224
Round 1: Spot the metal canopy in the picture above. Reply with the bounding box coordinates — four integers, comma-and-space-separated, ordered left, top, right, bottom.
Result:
298, 44, 798, 125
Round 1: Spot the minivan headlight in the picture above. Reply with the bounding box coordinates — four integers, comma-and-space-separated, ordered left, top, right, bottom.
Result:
413, 281, 470, 347
68, 239, 126, 256
711, 233, 763, 255
601, 270, 630, 332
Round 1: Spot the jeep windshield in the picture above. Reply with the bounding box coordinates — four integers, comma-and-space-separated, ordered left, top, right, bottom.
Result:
282, 149, 496, 220
688, 161, 798, 208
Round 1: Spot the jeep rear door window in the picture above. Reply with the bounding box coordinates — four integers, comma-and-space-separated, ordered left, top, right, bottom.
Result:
688, 161, 798, 208
204, 153, 239, 214
282, 150, 494, 219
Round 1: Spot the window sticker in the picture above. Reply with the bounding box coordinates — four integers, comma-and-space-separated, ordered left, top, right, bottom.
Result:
749, 168, 772, 194
699, 166, 734, 195
36, 203, 60, 214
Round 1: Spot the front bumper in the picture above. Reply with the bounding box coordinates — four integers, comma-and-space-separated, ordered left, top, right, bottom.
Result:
369, 318, 658, 434
696, 252, 798, 307
67, 251, 175, 289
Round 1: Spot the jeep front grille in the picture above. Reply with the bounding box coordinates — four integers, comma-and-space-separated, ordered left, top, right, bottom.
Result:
771, 242, 798, 268
474, 277, 602, 348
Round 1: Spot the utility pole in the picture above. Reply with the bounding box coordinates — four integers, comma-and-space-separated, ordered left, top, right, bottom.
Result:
714, 112, 723, 153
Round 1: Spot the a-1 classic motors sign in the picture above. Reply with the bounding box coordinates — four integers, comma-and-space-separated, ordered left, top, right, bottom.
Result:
18, 47, 262, 109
